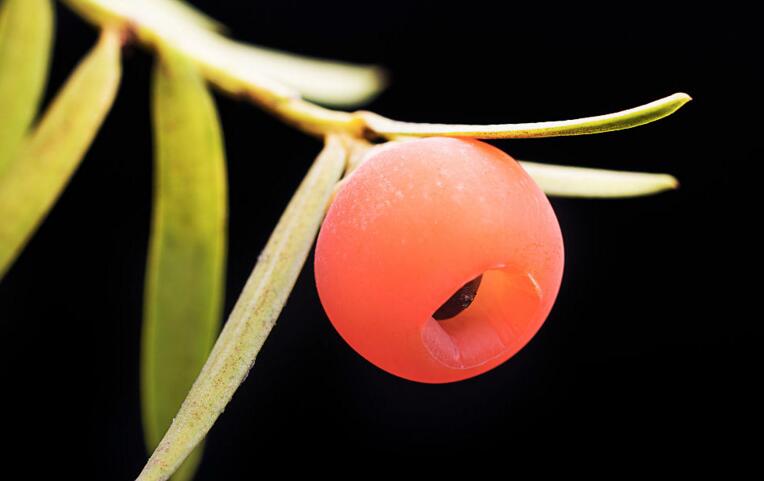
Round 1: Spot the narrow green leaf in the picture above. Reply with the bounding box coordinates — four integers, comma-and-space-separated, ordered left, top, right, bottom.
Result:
222, 42, 387, 108
361, 93, 691, 139
64, 0, 387, 107
142, 45, 228, 481
520, 161, 679, 198
0, 0, 54, 174
136, 135, 348, 481
0, 29, 121, 279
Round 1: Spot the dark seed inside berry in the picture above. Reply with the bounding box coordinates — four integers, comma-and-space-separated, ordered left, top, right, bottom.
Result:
433, 274, 483, 320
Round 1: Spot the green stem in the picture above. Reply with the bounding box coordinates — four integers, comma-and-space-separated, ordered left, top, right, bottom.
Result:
135, 135, 347, 481
62, 0, 689, 140
62, 0, 372, 136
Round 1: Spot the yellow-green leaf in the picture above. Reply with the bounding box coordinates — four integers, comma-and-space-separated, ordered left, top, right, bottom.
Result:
0, 0, 54, 174
136, 135, 347, 481
64, 0, 387, 107
360, 93, 691, 139
142, 45, 228, 481
221, 42, 387, 108
0, 29, 121, 279
520, 161, 679, 198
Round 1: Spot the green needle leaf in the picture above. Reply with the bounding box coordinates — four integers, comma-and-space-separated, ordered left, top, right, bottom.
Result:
520, 161, 679, 198
220, 42, 387, 108
142, 46, 228, 481
64, 0, 387, 107
0, 29, 121, 279
136, 135, 347, 481
0, 0, 54, 174
361, 93, 692, 139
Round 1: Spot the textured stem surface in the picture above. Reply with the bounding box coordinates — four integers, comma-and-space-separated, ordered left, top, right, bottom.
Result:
63, 0, 385, 107
136, 136, 347, 481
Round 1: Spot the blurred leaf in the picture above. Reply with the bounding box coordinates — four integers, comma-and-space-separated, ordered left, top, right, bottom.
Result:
220, 42, 387, 108
520, 161, 679, 198
136, 135, 347, 481
153, 0, 225, 32
0, 0, 54, 174
142, 45, 228, 481
0, 29, 121, 279
64, 0, 387, 107
361, 93, 691, 139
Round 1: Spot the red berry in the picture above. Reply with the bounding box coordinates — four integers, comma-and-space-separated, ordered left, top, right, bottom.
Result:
314, 137, 564, 383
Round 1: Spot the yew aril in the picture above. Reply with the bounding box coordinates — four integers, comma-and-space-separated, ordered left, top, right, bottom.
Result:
315, 137, 564, 383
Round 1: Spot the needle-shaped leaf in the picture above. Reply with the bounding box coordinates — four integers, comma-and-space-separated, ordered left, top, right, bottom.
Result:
142, 45, 228, 481
0, 29, 121, 279
64, 0, 387, 107
0, 0, 54, 174
220, 42, 387, 108
520, 161, 679, 198
360, 93, 691, 139
136, 135, 347, 481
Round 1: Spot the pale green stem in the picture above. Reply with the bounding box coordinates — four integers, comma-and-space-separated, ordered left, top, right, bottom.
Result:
135, 136, 347, 481
62, 0, 383, 118
62, 0, 689, 140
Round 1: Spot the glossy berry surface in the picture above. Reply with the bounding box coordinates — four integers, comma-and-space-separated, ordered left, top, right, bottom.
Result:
314, 137, 564, 383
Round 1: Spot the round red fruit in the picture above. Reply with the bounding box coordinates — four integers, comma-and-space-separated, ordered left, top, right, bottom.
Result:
315, 137, 564, 383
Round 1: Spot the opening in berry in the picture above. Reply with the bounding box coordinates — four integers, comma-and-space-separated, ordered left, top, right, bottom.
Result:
433, 275, 483, 320
422, 267, 544, 370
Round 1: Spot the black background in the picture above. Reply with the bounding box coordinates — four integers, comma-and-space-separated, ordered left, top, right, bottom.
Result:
1, 0, 758, 476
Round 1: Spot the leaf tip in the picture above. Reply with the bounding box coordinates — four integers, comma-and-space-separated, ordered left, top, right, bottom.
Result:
669, 92, 692, 110
663, 174, 680, 190
648, 173, 680, 195
371, 64, 390, 90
